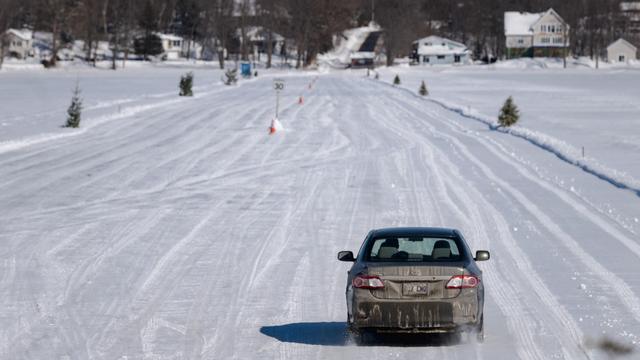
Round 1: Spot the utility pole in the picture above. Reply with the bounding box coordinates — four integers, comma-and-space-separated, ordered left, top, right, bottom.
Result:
563, 24, 568, 69
371, 0, 375, 23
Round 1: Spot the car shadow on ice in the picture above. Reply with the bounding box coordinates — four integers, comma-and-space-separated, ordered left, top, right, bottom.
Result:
260, 322, 349, 346
259, 322, 464, 347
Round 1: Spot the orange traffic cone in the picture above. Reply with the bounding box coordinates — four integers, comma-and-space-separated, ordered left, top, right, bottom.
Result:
269, 118, 283, 135
298, 95, 304, 105
269, 119, 277, 134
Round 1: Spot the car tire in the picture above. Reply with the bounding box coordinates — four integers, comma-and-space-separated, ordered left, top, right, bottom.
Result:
349, 327, 375, 345
476, 315, 485, 343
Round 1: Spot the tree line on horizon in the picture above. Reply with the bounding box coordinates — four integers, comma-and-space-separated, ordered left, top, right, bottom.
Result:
0, 0, 634, 69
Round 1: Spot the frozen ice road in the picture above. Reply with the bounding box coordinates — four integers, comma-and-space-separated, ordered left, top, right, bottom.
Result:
1, 71, 639, 359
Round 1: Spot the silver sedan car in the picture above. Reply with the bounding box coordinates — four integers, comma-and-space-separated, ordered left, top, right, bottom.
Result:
338, 227, 490, 343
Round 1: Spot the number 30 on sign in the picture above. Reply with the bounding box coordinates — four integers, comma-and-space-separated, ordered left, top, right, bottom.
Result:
273, 79, 285, 91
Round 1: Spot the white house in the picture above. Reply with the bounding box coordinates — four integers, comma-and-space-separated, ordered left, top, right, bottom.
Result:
236, 26, 286, 60
504, 8, 569, 58
156, 33, 184, 60
411, 35, 471, 65
4, 28, 33, 59
607, 38, 637, 63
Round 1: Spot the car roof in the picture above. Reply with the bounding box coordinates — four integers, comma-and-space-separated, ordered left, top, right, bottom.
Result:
371, 227, 458, 238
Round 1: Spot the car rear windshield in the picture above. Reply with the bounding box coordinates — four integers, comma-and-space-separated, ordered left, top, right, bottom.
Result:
365, 237, 464, 262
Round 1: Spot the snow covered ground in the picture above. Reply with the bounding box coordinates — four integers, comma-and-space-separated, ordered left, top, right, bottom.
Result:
375, 62, 640, 182
1, 65, 639, 359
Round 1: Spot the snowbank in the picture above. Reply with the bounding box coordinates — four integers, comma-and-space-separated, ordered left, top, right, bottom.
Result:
371, 75, 640, 195
493, 57, 640, 70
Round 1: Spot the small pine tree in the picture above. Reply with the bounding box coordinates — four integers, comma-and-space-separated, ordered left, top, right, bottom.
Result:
498, 96, 520, 128
419, 80, 428, 96
224, 69, 238, 85
393, 74, 401, 86
65, 83, 82, 128
179, 72, 194, 96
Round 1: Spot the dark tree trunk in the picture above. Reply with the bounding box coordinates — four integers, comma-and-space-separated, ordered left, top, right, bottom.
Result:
266, 29, 273, 68
217, 39, 225, 69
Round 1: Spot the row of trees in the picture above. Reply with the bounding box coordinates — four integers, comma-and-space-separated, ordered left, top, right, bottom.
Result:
0, 0, 636, 70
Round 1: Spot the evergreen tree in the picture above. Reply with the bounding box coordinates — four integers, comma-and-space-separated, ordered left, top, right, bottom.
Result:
393, 74, 400, 86
179, 72, 194, 96
65, 83, 82, 128
419, 80, 428, 96
498, 96, 520, 128
224, 69, 238, 85
133, 34, 163, 59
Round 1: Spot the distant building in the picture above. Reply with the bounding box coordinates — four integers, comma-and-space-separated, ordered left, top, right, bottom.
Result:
504, 8, 570, 58
156, 33, 184, 60
607, 38, 637, 62
350, 30, 384, 68
244, 27, 285, 58
4, 29, 33, 59
411, 35, 471, 65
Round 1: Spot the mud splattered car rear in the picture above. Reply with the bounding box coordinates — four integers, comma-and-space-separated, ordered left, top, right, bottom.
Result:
338, 227, 490, 343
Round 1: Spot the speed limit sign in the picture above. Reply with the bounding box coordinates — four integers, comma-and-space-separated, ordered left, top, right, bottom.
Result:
273, 79, 285, 118
273, 79, 285, 91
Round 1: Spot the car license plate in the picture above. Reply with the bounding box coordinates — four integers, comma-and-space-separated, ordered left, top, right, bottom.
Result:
403, 282, 429, 296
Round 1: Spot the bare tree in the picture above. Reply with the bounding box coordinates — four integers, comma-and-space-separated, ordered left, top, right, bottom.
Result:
209, 0, 233, 68
37, 0, 78, 67
237, 0, 252, 61
256, 0, 283, 68
377, 0, 422, 66
106, 0, 133, 69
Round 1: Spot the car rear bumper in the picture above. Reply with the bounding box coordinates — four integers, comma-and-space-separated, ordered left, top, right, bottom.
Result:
351, 290, 480, 331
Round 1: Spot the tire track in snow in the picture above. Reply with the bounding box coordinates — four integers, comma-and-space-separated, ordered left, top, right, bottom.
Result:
414, 101, 640, 327
378, 82, 640, 353
366, 84, 588, 359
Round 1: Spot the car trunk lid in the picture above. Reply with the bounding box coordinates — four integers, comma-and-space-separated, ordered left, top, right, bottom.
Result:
366, 264, 465, 300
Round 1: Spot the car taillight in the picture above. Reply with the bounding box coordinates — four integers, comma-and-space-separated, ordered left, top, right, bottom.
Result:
352, 275, 384, 289
446, 275, 480, 289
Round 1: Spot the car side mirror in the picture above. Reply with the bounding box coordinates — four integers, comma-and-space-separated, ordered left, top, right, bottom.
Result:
475, 250, 490, 261
337, 251, 355, 262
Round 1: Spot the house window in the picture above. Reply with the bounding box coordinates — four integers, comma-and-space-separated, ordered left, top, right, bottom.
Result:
437, 55, 445, 59
173, 40, 181, 47
541, 37, 551, 44
517, 39, 524, 44
541, 25, 547, 32
553, 37, 564, 44
557, 25, 563, 33
454, 55, 461, 63
619, 55, 626, 62
549, 25, 556, 33
423, 56, 429, 63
